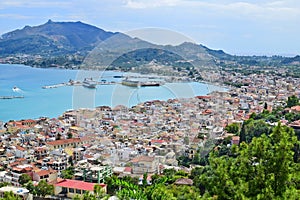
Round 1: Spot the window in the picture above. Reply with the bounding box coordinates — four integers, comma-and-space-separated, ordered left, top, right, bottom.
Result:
69, 188, 74, 193
62, 187, 67, 193
76, 189, 81, 194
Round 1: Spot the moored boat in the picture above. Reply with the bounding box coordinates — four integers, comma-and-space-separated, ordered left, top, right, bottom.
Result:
83, 78, 97, 88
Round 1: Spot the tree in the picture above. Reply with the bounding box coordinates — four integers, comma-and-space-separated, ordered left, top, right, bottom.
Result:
35, 180, 54, 197
286, 95, 300, 108
0, 182, 9, 188
200, 123, 299, 199
264, 102, 268, 110
61, 166, 75, 179
82, 191, 97, 200
225, 122, 240, 135
67, 132, 73, 139
240, 119, 271, 143
0, 191, 21, 200
142, 173, 148, 187
25, 181, 37, 195
94, 184, 105, 199
18, 174, 31, 186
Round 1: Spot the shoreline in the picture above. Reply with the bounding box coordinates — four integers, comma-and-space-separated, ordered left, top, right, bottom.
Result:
0, 63, 229, 123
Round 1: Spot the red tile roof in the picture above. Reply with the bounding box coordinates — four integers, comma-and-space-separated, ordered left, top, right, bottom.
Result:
46, 138, 81, 146
55, 179, 106, 191
35, 169, 56, 177
16, 146, 26, 151
131, 156, 155, 163
291, 105, 300, 112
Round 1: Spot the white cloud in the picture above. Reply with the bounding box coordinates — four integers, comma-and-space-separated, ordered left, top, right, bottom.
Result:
124, 0, 180, 9
0, 14, 33, 19
0, 0, 71, 9
123, 0, 300, 21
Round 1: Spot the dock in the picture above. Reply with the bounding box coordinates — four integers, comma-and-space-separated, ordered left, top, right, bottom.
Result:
42, 81, 115, 89
0, 96, 24, 99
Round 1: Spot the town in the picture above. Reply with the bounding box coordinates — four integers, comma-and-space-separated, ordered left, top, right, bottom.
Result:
0, 67, 299, 199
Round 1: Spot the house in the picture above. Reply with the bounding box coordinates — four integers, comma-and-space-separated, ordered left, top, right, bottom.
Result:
4, 164, 33, 186
14, 146, 27, 158
46, 138, 83, 150
231, 136, 240, 145
32, 169, 57, 183
54, 179, 106, 198
131, 156, 159, 174
34, 147, 49, 160
291, 105, 300, 113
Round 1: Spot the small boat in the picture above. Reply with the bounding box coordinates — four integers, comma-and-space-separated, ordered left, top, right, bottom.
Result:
12, 86, 22, 92
83, 78, 97, 88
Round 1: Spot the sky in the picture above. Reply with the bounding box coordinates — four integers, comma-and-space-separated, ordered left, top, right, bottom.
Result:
0, 0, 300, 56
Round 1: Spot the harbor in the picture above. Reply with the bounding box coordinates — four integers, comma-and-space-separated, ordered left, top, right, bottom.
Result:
42, 76, 165, 89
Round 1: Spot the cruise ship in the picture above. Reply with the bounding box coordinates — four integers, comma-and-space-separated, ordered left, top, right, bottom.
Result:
121, 78, 164, 87
83, 78, 97, 88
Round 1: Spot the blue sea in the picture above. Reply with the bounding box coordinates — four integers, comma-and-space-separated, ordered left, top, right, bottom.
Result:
0, 64, 225, 122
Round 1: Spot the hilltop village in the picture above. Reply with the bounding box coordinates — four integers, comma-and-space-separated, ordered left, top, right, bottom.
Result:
0, 70, 300, 199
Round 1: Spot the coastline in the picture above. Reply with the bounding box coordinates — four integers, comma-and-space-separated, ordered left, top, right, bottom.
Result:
0, 64, 228, 122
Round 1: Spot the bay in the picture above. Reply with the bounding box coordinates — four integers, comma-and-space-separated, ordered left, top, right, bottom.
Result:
0, 64, 225, 122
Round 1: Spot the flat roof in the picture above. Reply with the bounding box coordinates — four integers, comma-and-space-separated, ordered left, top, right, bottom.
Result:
0, 186, 29, 195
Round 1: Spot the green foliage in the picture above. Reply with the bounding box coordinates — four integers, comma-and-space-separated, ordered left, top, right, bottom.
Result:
35, 180, 54, 197
18, 174, 32, 186
240, 119, 271, 143
61, 166, 75, 179
225, 122, 240, 135
0, 182, 9, 188
142, 173, 148, 187
25, 181, 37, 195
287, 95, 300, 108
67, 132, 73, 139
177, 155, 191, 167
82, 191, 97, 200
0, 191, 21, 200
94, 184, 105, 199
199, 124, 300, 199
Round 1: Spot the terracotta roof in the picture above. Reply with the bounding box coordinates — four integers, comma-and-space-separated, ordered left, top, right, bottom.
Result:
16, 146, 26, 151
151, 139, 165, 144
55, 179, 106, 191
16, 158, 26, 162
174, 178, 193, 185
131, 156, 155, 163
46, 138, 81, 146
196, 95, 211, 99
232, 136, 240, 141
291, 105, 300, 112
35, 169, 55, 177
124, 167, 132, 173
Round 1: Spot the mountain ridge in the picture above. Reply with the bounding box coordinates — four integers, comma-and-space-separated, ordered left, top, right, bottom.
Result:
0, 20, 299, 68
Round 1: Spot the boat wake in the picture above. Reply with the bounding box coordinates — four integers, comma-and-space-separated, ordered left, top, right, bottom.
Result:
12, 86, 23, 93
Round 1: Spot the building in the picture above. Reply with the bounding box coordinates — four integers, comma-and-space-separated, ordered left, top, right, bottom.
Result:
4, 164, 33, 186
54, 179, 106, 198
75, 165, 112, 184
0, 186, 32, 200
131, 156, 159, 174
46, 138, 83, 150
32, 169, 58, 183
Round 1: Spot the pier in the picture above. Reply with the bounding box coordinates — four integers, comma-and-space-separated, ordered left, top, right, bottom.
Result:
0, 96, 24, 99
42, 81, 116, 89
